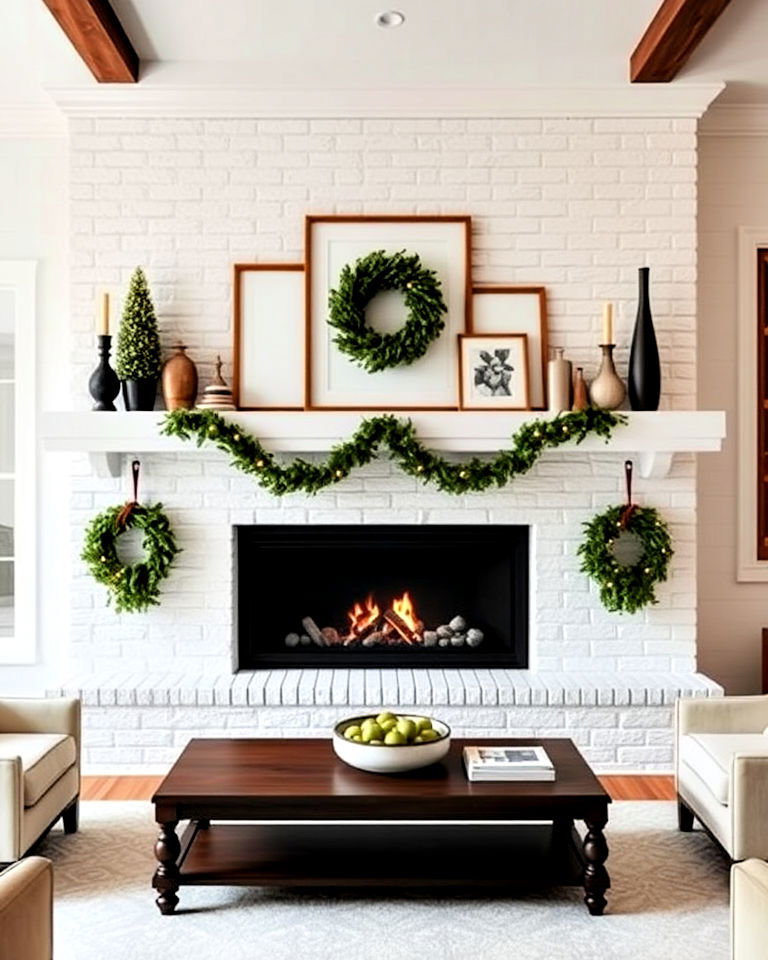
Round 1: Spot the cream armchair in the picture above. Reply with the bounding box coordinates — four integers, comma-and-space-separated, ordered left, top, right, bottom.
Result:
0, 857, 53, 960
676, 694, 768, 860
731, 859, 768, 960
0, 698, 80, 863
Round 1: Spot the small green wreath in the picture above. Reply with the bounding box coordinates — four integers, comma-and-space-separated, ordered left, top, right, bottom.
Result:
577, 503, 673, 614
328, 249, 448, 373
81, 502, 180, 614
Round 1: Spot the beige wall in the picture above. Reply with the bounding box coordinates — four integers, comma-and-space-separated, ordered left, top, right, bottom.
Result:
698, 130, 768, 694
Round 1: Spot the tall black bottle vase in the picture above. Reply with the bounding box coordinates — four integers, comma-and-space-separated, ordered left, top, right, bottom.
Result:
628, 266, 661, 411
88, 335, 120, 411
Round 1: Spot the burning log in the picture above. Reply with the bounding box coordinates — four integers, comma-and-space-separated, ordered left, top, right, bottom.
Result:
383, 608, 418, 645
302, 616, 326, 646
321, 626, 341, 646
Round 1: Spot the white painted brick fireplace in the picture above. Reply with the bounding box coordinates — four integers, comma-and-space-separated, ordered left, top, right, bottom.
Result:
50, 112, 722, 773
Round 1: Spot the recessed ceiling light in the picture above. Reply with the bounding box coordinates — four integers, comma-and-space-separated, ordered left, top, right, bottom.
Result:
375, 10, 405, 28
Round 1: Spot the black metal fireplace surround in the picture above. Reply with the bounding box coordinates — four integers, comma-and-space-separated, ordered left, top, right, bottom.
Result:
236, 525, 528, 669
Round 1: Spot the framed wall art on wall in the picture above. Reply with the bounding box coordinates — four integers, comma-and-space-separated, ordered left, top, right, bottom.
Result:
470, 286, 548, 409
458, 333, 530, 411
233, 263, 305, 410
305, 215, 471, 410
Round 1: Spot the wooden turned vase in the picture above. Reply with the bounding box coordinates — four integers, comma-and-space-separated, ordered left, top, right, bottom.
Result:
162, 343, 198, 411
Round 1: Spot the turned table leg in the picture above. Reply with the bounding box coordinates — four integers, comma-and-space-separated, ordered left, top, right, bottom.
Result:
153, 819, 181, 915
583, 810, 610, 916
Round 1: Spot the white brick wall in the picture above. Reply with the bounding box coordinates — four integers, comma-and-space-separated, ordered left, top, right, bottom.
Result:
64, 115, 703, 770
68, 450, 698, 677
78, 701, 679, 774
69, 117, 697, 403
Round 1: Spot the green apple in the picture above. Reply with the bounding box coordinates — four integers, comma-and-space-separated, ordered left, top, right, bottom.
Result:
379, 718, 398, 732
361, 722, 383, 742
375, 711, 397, 725
352, 735, 362, 742
369, 739, 384, 745
413, 736, 425, 743
384, 729, 407, 745
396, 718, 417, 741
415, 717, 433, 732
344, 724, 362, 740
419, 728, 440, 742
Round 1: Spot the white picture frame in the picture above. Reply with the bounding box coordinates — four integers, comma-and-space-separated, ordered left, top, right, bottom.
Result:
470, 286, 548, 410
458, 334, 530, 411
234, 264, 304, 410
306, 216, 471, 409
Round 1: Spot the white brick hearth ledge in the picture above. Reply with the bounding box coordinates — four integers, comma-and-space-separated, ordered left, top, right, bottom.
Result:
49, 669, 720, 709
48, 670, 722, 775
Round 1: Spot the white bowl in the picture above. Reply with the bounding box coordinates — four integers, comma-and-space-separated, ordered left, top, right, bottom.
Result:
332, 714, 451, 774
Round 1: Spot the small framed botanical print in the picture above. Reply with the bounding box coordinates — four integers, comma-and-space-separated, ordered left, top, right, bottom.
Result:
458, 334, 530, 410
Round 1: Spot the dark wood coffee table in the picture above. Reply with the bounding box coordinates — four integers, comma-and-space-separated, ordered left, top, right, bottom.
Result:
152, 737, 610, 915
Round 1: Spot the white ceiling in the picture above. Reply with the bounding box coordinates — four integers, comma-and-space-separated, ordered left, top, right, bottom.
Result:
105, 0, 659, 88
5, 0, 768, 107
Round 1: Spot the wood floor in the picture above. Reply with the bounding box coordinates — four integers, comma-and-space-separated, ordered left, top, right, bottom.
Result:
81, 774, 675, 802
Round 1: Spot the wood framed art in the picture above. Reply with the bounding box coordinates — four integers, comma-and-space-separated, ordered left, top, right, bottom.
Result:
458, 334, 530, 411
470, 286, 548, 409
305, 215, 472, 410
233, 263, 304, 410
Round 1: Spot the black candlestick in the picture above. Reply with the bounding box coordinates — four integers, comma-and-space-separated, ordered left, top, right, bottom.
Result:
88, 334, 120, 411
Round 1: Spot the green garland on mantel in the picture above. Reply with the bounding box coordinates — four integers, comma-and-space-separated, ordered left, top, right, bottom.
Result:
160, 407, 627, 496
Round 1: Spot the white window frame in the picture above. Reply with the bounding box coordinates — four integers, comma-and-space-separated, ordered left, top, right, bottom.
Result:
0, 261, 36, 663
737, 229, 768, 581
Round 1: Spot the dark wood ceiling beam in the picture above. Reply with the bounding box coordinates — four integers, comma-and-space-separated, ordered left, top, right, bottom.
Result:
630, 0, 732, 83
41, 0, 139, 83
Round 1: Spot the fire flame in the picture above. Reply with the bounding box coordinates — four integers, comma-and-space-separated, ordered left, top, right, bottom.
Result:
348, 594, 380, 635
346, 590, 422, 641
392, 591, 418, 634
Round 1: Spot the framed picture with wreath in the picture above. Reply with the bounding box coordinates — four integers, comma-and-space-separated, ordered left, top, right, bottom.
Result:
305, 215, 471, 410
233, 263, 305, 410
470, 286, 548, 410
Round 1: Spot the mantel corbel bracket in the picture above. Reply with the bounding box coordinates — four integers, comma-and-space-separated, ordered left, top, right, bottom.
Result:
637, 451, 674, 479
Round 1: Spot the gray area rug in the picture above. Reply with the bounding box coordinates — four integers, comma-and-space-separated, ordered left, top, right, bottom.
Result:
37, 801, 729, 960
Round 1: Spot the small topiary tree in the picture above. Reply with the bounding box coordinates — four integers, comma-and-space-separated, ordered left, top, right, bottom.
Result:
116, 266, 162, 381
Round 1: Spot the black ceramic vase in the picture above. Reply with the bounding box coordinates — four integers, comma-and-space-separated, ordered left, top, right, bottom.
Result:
628, 266, 661, 410
122, 378, 158, 411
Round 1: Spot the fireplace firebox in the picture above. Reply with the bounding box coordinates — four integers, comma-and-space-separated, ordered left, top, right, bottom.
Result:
236, 525, 528, 669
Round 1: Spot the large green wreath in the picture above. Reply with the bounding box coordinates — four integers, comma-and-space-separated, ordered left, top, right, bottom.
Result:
328, 250, 448, 372
81, 502, 180, 613
577, 504, 673, 614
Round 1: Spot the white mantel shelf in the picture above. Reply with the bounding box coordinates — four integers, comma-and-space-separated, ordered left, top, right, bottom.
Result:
41, 410, 725, 479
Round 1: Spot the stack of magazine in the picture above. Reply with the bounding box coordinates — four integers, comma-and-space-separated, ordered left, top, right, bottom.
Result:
463, 745, 556, 782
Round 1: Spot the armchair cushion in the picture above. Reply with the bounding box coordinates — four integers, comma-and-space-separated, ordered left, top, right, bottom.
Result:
732, 859, 768, 960
680, 734, 768, 806
0, 734, 77, 807
0, 857, 52, 960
